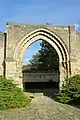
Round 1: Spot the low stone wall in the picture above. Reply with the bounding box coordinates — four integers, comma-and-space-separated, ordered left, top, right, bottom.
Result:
22, 71, 59, 83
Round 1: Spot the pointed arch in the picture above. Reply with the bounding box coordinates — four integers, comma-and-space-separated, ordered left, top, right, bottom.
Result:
10, 28, 70, 89
13, 28, 69, 65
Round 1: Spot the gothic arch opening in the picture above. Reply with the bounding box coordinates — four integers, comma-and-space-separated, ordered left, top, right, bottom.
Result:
13, 28, 69, 90
22, 39, 59, 95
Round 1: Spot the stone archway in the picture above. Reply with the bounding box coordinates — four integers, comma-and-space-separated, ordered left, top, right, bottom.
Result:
12, 28, 69, 89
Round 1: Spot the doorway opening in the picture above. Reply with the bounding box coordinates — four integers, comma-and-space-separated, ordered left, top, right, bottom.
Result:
22, 39, 59, 98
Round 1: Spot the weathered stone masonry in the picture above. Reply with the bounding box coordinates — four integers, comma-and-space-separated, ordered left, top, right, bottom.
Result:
0, 23, 80, 89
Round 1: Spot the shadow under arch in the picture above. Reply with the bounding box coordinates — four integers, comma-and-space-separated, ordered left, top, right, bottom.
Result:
13, 28, 69, 90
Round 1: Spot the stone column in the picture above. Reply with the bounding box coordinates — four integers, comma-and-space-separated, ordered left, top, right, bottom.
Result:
59, 61, 67, 91
6, 59, 23, 89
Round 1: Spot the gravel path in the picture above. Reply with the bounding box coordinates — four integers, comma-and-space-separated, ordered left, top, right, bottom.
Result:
0, 96, 80, 120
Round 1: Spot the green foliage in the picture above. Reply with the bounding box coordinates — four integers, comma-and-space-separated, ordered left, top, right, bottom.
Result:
57, 75, 80, 104
29, 53, 41, 67
29, 40, 59, 71
0, 76, 31, 110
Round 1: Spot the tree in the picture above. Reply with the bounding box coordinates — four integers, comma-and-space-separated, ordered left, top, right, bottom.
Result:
57, 75, 80, 104
28, 40, 59, 71
29, 53, 41, 67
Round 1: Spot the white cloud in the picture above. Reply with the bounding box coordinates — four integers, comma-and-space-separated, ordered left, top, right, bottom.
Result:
75, 24, 80, 31
24, 58, 30, 62
22, 58, 30, 65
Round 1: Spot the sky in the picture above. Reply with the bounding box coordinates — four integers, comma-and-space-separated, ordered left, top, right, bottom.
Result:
0, 0, 80, 64
22, 40, 42, 65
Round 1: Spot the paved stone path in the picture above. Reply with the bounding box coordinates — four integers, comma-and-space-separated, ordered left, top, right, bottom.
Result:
0, 95, 80, 120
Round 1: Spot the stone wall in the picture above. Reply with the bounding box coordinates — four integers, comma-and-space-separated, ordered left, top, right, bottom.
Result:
6, 23, 74, 58
5, 23, 79, 88
70, 32, 80, 75
0, 23, 80, 89
23, 71, 59, 83
0, 32, 4, 76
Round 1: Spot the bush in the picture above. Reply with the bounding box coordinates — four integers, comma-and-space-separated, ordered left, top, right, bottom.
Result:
0, 76, 31, 110
57, 75, 80, 104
